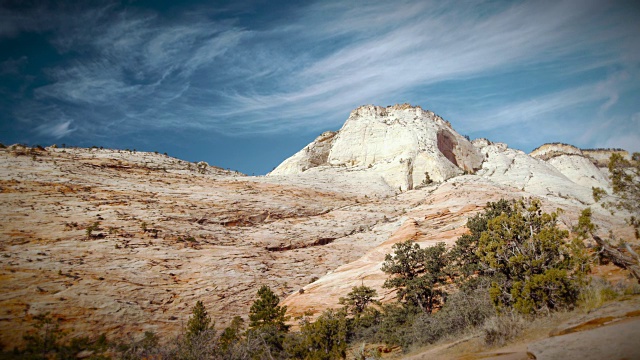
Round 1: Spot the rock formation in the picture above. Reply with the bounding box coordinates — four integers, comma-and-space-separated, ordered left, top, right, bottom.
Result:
269, 104, 484, 191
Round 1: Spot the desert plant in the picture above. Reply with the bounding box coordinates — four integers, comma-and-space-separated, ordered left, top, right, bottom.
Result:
118, 331, 162, 360
449, 199, 514, 281
249, 286, 289, 332
578, 277, 619, 311
476, 199, 583, 314
186, 300, 214, 341
287, 309, 349, 360
339, 285, 379, 316
482, 311, 526, 347
593, 152, 640, 238
381, 241, 448, 313
247, 285, 289, 355
218, 316, 244, 355
85, 222, 100, 239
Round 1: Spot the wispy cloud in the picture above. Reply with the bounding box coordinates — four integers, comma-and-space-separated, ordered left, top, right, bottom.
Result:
35, 120, 75, 139
3, 0, 640, 147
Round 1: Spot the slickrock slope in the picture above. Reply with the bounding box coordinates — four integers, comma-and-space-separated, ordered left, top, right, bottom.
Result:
0, 146, 405, 346
269, 104, 483, 191
473, 141, 597, 204
281, 175, 633, 319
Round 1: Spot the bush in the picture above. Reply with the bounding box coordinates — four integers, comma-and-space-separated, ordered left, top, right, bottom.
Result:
477, 199, 583, 314
482, 312, 526, 347
339, 285, 379, 316
449, 199, 514, 280
595, 152, 640, 238
408, 287, 495, 348
15, 313, 110, 359
249, 286, 289, 332
375, 303, 418, 348
287, 309, 349, 360
578, 278, 620, 311
186, 300, 214, 341
118, 331, 162, 360
247, 286, 289, 355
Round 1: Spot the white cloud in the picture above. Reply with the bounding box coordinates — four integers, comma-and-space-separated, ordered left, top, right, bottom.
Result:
36, 120, 75, 139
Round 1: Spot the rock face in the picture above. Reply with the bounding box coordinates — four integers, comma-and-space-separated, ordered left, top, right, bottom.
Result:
266, 131, 337, 175
269, 104, 483, 191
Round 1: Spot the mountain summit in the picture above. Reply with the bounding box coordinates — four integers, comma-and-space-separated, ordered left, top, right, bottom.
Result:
269, 104, 483, 191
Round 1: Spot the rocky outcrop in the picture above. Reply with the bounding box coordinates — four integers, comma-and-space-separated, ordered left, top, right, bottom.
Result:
529, 143, 611, 192
269, 104, 483, 191
472, 142, 592, 204
582, 149, 630, 167
530, 143, 584, 160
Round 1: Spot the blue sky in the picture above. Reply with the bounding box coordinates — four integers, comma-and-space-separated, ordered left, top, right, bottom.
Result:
1, 0, 639, 174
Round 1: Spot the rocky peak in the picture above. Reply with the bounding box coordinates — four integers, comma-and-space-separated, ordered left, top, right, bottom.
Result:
530, 143, 584, 160
269, 104, 483, 191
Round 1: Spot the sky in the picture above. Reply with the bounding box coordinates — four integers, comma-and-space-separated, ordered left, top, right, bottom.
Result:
1, 0, 639, 175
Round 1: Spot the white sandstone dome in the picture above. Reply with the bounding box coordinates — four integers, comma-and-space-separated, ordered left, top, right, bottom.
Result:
269, 104, 483, 191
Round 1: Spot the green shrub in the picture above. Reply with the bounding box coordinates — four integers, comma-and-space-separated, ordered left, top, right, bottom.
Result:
407, 288, 495, 349
287, 309, 349, 360
247, 286, 289, 354
339, 285, 379, 316
477, 199, 583, 314
449, 199, 514, 281
186, 300, 214, 341
578, 278, 620, 311
375, 303, 418, 348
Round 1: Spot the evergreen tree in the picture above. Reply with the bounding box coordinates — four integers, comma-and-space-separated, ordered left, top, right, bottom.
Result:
218, 316, 244, 355
339, 285, 379, 316
381, 241, 448, 313
248, 285, 289, 332
476, 199, 582, 313
186, 300, 213, 340
449, 199, 514, 280
290, 309, 349, 360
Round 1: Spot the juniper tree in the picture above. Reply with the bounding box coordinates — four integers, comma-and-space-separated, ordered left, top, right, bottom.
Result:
592, 152, 640, 238
339, 285, 379, 316
381, 241, 448, 313
476, 199, 583, 314
248, 285, 289, 332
